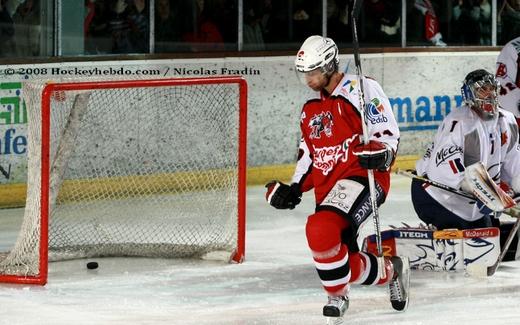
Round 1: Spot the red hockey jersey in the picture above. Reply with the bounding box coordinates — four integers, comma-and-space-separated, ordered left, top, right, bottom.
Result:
292, 73, 400, 204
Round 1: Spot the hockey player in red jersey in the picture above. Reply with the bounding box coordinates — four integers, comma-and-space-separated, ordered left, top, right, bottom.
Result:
265, 35, 409, 321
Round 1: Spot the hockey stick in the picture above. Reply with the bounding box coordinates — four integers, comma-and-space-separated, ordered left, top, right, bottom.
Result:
396, 168, 520, 275
395, 169, 474, 199
350, 0, 385, 279
396, 168, 520, 204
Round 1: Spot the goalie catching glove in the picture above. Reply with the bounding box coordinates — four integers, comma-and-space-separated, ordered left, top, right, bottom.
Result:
461, 162, 516, 212
265, 181, 302, 210
352, 140, 394, 171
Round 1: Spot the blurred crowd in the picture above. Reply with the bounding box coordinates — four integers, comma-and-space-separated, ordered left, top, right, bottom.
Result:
0, 0, 519, 57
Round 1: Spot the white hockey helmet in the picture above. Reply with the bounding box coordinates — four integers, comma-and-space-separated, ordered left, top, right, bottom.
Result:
461, 69, 499, 121
294, 35, 339, 84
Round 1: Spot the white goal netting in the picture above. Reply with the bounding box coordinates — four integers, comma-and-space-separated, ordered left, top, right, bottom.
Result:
0, 77, 247, 283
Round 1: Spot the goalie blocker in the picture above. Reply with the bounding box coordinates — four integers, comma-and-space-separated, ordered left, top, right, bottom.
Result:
362, 227, 501, 272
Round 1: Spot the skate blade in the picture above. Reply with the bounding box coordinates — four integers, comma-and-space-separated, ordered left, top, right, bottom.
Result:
326, 317, 344, 325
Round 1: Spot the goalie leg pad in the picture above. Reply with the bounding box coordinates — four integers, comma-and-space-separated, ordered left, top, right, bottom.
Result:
362, 227, 500, 272
462, 228, 500, 267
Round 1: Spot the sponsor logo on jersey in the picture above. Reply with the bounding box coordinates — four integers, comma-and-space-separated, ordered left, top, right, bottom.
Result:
435, 145, 463, 166
365, 98, 388, 124
342, 79, 357, 93
309, 111, 333, 139
312, 135, 357, 175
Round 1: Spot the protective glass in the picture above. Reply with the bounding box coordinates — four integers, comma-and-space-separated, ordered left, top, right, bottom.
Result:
295, 67, 325, 85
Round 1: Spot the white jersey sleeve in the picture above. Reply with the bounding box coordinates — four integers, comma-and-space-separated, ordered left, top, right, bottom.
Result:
339, 74, 400, 152
498, 110, 520, 185
496, 37, 520, 117
362, 77, 400, 153
291, 136, 313, 185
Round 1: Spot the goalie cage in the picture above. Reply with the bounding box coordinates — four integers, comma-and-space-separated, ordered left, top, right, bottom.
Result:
0, 76, 248, 285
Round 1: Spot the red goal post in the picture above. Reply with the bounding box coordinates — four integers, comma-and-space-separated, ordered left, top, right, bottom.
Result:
0, 76, 247, 285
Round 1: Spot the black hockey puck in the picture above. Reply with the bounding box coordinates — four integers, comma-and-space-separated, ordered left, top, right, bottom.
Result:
86, 261, 99, 270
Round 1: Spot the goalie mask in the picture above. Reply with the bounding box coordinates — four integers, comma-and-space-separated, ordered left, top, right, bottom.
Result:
461, 69, 499, 121
294, 35, 339, 85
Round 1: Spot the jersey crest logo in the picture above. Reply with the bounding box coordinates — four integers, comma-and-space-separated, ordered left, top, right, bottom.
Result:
496, 63, 507, 78
309, 111, 333, 139
501, 131, 508, 146
365, 98, 388, 124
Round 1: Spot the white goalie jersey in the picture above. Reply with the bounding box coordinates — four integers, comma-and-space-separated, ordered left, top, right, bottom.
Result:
416, 104, 520, 222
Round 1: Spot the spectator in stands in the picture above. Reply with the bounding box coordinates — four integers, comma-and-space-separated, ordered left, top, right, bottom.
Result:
12, 0, 40, 57
292, 0, 321, 43
413, 0, 446, 46
212, 0, 237, 49
105, 0, 149, 54
479, 0, 492, 45
127, 0, 148, 52
106, 0, 132, 53
260, 0, 289, 47
499, 0, 520, 44
84, 0, 111, 54
363, 0, 401, 45
84, 0, 95, 39
243, 2, 265, 51
83, 0, 112, 54
182, 0, 225, 52
452, 0, 489, 45
0, 0, 15, 56
326, 0, 351, 44
155, 0, 182, 53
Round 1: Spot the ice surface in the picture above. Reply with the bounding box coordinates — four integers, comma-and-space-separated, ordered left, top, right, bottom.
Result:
1, 175, 520, 325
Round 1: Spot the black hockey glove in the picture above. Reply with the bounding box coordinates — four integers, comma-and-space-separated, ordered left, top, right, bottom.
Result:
352, 140, 394, 171
265, 181, 302, 210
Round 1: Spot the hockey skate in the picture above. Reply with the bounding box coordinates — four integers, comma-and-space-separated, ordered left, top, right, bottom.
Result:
323, 295, 348, 324
388, 256, 410, 311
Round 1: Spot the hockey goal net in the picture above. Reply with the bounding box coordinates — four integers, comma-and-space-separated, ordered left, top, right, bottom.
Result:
0, 76, 247, 285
